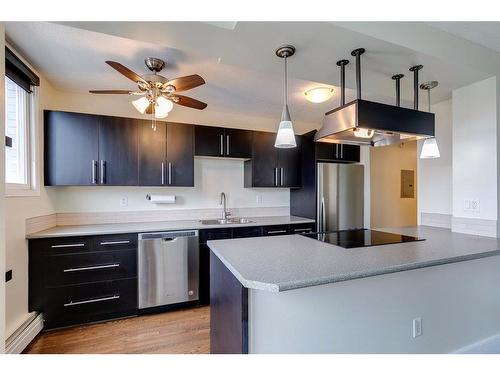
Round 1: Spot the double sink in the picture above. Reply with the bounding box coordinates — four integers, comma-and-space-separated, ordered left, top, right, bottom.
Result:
200, 217, 254, 225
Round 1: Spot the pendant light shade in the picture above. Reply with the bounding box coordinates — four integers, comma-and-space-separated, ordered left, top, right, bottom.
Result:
420, 138, 440, 159
275, 104, 296, 148
275, 44, 297, 148
420, 81, 440, 159
132, 96, 150, 114
154, 96, 174, 118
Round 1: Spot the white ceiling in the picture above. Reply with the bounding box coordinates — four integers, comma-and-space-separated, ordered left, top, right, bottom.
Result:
427, 22, 500, 53
5, 22, 491, 133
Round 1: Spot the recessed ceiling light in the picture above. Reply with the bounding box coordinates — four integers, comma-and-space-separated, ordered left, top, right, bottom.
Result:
304, 87, 334, 103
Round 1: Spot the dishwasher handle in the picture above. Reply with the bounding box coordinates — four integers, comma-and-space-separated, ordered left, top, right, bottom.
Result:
139, 230, 198, 240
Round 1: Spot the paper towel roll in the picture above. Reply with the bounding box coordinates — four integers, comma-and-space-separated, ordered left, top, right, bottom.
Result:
146, 194, 176, 204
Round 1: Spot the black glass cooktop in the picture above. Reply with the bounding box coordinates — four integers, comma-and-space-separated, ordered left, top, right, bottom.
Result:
301, 229, 424, 249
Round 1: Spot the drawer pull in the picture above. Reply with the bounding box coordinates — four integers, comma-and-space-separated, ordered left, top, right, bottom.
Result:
294, 228, 313, 232
51, 243, 85, 249
63, 263, 120, 273
99, 240, 131, 246
64, 295, 120, 307
267, 230, 287, 234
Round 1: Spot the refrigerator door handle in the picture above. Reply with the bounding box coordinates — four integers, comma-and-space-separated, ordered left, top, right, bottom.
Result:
321, 197, 326, 232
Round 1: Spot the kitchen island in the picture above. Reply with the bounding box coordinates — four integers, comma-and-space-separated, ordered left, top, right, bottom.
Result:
207, 226, 500, 353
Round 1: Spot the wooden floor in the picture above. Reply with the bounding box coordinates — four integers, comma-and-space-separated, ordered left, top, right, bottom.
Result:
23, 306, 210, 354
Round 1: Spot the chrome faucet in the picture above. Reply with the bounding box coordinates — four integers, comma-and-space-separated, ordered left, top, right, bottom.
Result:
219, 192, 230, 220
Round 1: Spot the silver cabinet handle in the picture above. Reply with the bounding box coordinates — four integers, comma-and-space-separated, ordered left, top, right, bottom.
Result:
100, 240, 130, 245
340, 144, 343, 159
51, 243, 85, 249
220, 134, 224, 156
91, 160, 97, 184
161, 162, 165, 185
335, 144, 339, 159
100, 160, 106, 184
274, 168, 279, 187
267, 230, 287, 234
168, 162, 172, 185
280, 168, 284, 187
63, 263, 120, 273
226, 135, 230, 156
293, 228, 313, 232
64, 295, 120, 307
321, 196, 327, 232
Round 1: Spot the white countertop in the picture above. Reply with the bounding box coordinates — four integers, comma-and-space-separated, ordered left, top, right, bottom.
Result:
207, 226, 500, 292
26, 215, 315, 239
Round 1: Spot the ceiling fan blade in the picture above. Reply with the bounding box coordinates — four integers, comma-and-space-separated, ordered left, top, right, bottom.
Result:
89, 90, 133, 94
106, 61, 148, 85
173, 95, 207, 110
167, 74, 205, 92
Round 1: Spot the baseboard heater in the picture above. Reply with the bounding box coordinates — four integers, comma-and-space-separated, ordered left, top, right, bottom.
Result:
5, 313, 44, 354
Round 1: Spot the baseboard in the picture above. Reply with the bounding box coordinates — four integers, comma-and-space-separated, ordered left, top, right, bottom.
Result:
5, 313, 44, 354
420, 213, 452, 229
451, 216, 498, 238
453, 333, 500, 354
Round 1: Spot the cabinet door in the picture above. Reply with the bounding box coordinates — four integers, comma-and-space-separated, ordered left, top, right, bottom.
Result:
224, 128, 253, 158
44, 111, 99, 186
315, 142, 336, 161
278, 135, 301, 188
138, 120, 167, 186
98, 116, 139, 185
250, 131, 278, 187
340, 144, 361, 163
166, 122, 194, 186
194, 126, 225, 157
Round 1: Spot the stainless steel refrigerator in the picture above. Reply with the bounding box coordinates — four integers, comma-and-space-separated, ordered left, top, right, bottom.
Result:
317, 163, 364, 232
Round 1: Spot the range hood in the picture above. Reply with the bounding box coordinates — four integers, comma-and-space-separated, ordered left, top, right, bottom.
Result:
315, 48, 435, 147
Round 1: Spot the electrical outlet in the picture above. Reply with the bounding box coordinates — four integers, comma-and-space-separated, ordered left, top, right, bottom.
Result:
464, 199, 480, 212
120, 196, 128, 207
413, 317, 422, 338
256, 195, 262, 204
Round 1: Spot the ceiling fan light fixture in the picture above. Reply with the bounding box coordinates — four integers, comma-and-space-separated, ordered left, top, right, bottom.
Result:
304, 87, 334, 103
154, 96, 174, 118
132, 96, 150, 114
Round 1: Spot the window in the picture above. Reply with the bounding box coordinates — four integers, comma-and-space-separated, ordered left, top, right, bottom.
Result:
4, 46, 40, 196
5, 77, 30, 186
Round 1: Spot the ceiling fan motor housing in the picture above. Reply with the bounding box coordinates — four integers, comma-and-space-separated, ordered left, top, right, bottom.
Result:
145, 57, 165, 72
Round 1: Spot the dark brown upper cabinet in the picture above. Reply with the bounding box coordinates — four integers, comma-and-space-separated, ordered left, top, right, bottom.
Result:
194, 126, 252, 159
166, 122, 194, 187
315, 143, 360, 163
44, 111, 99, 186
98, 115, 139, 186
244, 131, 301, 188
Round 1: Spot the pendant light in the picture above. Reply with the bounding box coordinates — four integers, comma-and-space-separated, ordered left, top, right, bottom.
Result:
274, 44, 296, 148
420, 81, 440, 159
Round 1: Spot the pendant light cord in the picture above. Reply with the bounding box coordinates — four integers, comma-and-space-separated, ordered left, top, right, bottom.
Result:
284, 55, 288, 106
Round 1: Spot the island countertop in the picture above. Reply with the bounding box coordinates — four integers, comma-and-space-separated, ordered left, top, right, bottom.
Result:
207, 226, 500, 292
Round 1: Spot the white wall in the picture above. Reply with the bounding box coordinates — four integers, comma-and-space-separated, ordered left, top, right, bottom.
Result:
249, 255, 500, 353
54, 158, 289, 213
452, 77, 497, 236
1, 23, 7, 353
417, 99, 453, 225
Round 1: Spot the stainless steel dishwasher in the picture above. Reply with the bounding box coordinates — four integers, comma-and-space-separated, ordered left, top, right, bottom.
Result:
138, 230, 199, 309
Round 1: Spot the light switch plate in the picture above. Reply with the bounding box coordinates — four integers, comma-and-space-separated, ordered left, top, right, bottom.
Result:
120, 196, 128, 207
413, 317, 422, 338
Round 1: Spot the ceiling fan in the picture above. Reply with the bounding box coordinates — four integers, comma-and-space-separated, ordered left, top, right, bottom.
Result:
89, 57, 207, 119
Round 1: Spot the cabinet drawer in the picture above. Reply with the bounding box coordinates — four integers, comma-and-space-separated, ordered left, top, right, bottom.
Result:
199, 228, 233, 243
31, 237, 93, 254
262, 225, 290, 236
233, 226, 262, 238
44, 249, 137, 287
289, 222, 316, 234
43, 278, 137, 329
93, 233, 137, 251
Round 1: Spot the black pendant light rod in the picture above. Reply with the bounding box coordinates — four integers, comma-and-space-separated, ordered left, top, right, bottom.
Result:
336, 59, 349, 106
351, 48, 365, 100
409, 65, 423, 110
391, 74, 404, 107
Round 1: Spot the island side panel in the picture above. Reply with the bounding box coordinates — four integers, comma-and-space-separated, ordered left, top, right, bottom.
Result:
248, 255, 500, 354
210, 252, 248, 354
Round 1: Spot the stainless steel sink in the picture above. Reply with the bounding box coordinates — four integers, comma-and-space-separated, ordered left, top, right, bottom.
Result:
200, 217, 254, 225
